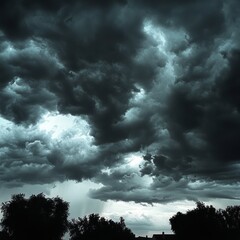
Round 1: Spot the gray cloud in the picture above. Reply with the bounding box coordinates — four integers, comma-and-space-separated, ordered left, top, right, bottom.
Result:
0, 0, 240, 204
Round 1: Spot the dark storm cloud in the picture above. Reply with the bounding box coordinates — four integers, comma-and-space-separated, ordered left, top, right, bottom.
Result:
0, 0, 240, 203
133, 0, 225, 44
0, 119, 99, 187
0, 36, 61, 123
162, 50, 240, 157
0, 126, 55, 185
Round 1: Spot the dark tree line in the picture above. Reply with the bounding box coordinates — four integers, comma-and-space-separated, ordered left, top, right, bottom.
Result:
69, 214, 135, 240
170, 201, 240, 240
1, 194, 240, 240
0, 194, 135, 240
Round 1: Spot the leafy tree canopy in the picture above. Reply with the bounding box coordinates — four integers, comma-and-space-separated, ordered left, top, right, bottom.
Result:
0, 193, 69, 240
69, 213, 135, 240
169, 201, 240, 240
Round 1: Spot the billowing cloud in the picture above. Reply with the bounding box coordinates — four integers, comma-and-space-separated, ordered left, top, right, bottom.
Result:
0, 0, 240, 211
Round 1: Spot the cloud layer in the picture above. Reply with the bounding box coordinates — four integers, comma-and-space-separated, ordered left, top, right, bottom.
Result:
0, 0, 240, 204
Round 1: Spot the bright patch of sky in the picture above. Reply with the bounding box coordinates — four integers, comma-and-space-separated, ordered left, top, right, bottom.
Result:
125, 152, 143, 168
38, 112, 97, 161
131, 86, 146, 104
100, 199, 196, 236
38, 112, 91, 139
48, 180, 104, 218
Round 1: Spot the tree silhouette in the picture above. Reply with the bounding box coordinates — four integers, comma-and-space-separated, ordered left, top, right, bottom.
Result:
69, 213, 135, 240
169, 202, 240, 240
221, 205, 240, 238
0, 193, 69, 240
0, 230, 9, 240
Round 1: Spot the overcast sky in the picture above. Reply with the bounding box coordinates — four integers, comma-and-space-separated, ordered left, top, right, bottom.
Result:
0, 0, 240, 237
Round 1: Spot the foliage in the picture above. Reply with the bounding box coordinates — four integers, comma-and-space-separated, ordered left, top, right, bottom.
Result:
169, 201, 240, 240
1, 193, 240, 240
0, 193, 69, 240
221, 205, 240, 238
69, 213, 135, 240
0, 230, 9, 240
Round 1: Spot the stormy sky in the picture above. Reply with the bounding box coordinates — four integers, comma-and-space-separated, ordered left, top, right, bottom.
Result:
0, 0, 240, 236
